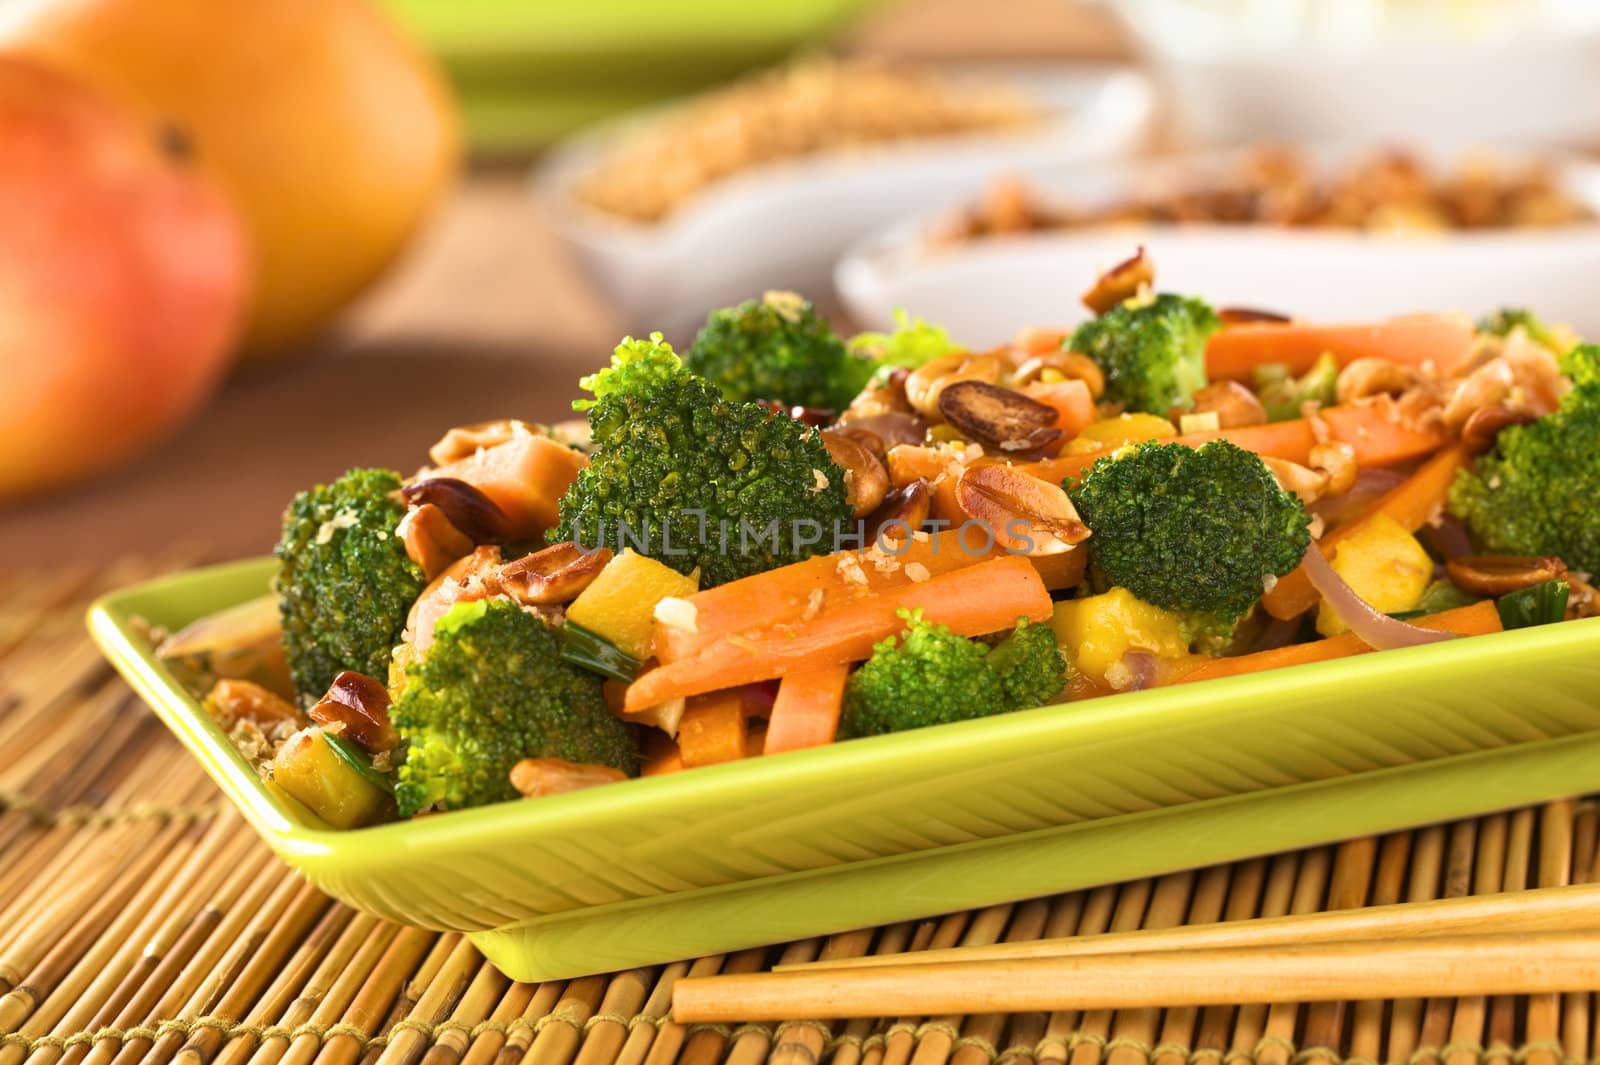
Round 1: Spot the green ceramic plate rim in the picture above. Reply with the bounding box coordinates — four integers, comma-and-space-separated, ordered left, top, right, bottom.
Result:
88, 557, 1600, 865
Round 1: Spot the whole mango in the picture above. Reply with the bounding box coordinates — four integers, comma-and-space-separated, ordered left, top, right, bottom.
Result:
3, 0, 460, 359
0, 58, 248, 501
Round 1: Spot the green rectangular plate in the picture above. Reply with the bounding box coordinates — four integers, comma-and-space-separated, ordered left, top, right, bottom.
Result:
90, 558, 1600, 981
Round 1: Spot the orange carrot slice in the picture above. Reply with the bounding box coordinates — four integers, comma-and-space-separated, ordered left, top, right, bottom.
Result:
627, 555, 1050, 712
1022, 403, 1447, 487
1021, 379, 1096, 440
763, 664, 851, 755
1205, 313, 1477, 382
1173, 601, 1501, 685
1261, 444, 1468, 620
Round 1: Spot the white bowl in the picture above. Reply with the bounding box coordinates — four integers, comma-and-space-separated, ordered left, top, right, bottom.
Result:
533, 66, 1154, 339
835, 146, 1600, 347
1103, 0, 1600, 147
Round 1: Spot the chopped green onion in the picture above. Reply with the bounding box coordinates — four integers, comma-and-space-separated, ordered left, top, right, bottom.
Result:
1496, 579, 1570, 630
321, 730, 394, 795
559, 622, 642, 683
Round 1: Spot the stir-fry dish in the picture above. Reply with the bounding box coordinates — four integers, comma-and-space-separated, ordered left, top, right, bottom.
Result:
158, 252, 1599, 829
931, 145, 1594, 245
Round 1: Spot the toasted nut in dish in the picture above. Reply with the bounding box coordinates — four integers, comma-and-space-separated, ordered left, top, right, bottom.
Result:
428, 419, 539, 466
397, 503, 474, 580
1443, 358, 1517, 430
1189, 380, 1269, 429
204, 678, 306, 729
834, 426, 888, 467
1336, 357, 1422, 403
953, 463, 1089, 555
499, 543, 615, 605
863, 479, 932, 544
820, 431, 890, 517
1445, 555, 1568, 598
400, 477, 516, 544
1261, 456, 1331, 505
1308, 441, 1358, 497
938, 380, 1063, 452
1216, 306, 1293, 325
310, 670, 398, 753
1011, 350, 1105, 399
905, 352, 1000, 421
1080, 246, 1153, 314
1460, 405, 1539, 456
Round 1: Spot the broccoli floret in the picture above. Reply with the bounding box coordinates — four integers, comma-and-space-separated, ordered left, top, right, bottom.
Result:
848, 309, 961, 375
1070, 439, 1311, 622
1255, 352, 1339, 422
391, 600, 637, 816
1447, 344, 1600, 574
1477, 308, 1575, 355
554, 334, 852, 588
685, 291, 873, 410
275, 468, 426, 701
1067, 293, 1220, 415
840, 610, 1064, 739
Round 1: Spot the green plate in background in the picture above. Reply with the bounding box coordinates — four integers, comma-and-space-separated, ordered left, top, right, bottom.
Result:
381, 0, 883, 152
90, 559, 1600, 981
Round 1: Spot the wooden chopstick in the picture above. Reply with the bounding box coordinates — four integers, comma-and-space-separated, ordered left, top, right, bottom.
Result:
772, 881, 1600, 972
671, 929, 1600, 1023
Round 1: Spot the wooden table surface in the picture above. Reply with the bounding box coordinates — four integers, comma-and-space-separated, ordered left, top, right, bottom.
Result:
0, 0, 1129, 565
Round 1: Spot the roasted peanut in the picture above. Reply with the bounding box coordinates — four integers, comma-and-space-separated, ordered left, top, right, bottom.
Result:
1308, 441, 1358, 497
401, 478, 517, 544
1445, 554, 1567, 598
1080, 246, 1153, 314
832, 409, 927, 449
1011, 349, 1105, 398
397, 503, 474, 580
428, 419, 539, 466
953, 463, 1090, 555
1188, 380, 1268, 429
905, 351, 1001, 421
1216, 306, 1293, 325
1261, 456, 1331, 505
309, 670, 398, 753
937, 380, 1062, 452
204, 679, 306, 730
821, 431, 890, 516
1460, 405, 1539, 456
499, 542, 614, 605
1443, 358, 1515, 430
863, 479, 931, 544
1336, 357, 1422, 403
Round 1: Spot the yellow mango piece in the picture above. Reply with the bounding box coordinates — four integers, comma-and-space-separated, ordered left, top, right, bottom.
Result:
269, 728, 390, 830
1050, 587, 1191, 687
1315, 514, 1434, 637
565, 549, 700, 660
1064, 413, 1177, 455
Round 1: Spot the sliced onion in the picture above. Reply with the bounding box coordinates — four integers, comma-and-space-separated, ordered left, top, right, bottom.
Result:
1301, 545, 1459, 651
1109, 649, 1160, 692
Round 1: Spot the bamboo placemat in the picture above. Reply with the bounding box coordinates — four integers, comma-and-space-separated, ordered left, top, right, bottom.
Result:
2, 557, 1598, 1065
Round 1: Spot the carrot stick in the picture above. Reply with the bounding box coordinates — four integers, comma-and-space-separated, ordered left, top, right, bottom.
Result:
626, 555, 1050, 712
1205, 313, 1476, 382
658, 525, 1079, 664
763, 664, 851, 755
1172, 601, 1501, 686
1261, 445, 1468, 620
1022, 403, 1447, 486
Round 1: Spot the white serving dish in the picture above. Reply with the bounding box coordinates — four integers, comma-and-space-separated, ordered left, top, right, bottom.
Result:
835, 146, 1600, 347
1101, 0, 1600, 147
533, 65, 1154, 340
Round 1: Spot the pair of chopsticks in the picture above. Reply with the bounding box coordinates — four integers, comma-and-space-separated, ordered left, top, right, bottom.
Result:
672, 881, 1600, 1022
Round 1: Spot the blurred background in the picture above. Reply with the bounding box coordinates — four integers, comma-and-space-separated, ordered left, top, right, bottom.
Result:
3, 0, 1598, 561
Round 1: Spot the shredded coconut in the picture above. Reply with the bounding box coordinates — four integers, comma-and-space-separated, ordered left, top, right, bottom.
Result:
835, 553, 869, 586
653, 596, 699, 633
905, 562, 931, 583
811, 468, 830, 493
801, 588, 827, 621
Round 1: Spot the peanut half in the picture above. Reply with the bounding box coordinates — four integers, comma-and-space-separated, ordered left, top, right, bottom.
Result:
953, 463, 1090, 555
